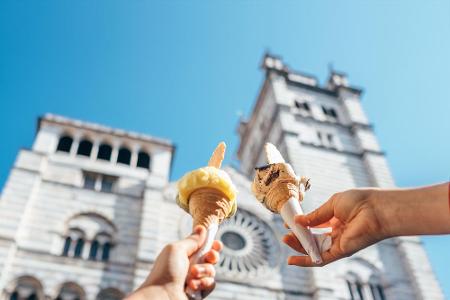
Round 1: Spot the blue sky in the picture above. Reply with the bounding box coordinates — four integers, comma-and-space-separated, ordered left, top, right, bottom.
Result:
1, 0, 449, 297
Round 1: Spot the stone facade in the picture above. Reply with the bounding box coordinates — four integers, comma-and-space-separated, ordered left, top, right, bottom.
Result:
0, 54, 444, 300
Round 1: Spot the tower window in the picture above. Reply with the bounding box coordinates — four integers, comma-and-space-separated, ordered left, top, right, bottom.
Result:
346, 280, 355, 300
347, 280, 365, 300
102, 242, 111, 261
327, 133, 336, 149
77, 139, 93, 157
317, 132, 323, 145
97, 143, 112, 161
62, 236, 72, 256
321, 105, 339, 121
83, 172, 116, 193
83, 173, 97, 190
117, 147, 131, 165
74, 238, 84, 258
137, 151, 151, 169
295, 100, 311, 112
101, 176, 115, 193
89, 240, 99, 260
355, 282, 364, 300
57, 135, 73, 153
370, 284, 386, 300
329, 108, 338, 118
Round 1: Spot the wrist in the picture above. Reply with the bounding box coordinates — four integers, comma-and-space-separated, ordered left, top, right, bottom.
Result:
369, 189, 397, 239
125, 285, 174, 300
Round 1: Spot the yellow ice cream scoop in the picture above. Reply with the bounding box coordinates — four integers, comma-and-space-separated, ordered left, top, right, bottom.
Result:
176, 142, 237, 227
177, 166, 237, 217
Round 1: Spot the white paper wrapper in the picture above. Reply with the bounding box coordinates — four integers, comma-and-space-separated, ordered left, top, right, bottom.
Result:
185, 222, 219, 300
280, 197, 331, 264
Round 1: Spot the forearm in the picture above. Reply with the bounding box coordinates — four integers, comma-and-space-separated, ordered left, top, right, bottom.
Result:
125, 286, 171, 300
377, 182, 450, 237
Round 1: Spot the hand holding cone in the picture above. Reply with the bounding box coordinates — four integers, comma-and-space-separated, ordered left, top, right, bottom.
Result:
176, 142, 237, 299
251, 143, 327, 265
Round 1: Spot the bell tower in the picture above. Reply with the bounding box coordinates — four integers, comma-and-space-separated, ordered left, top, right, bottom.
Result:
237, 53, 444, 300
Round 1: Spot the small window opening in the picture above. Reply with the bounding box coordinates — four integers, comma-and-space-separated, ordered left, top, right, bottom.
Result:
117, 147, 131, 165
97, 143, 112, 161
136, 151, 151, 169
77, 139, 93, 157
57, 136, 73, 153
83, 173, 97, 190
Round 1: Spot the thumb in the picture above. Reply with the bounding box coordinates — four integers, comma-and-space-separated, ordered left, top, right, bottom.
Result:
296, 198, 335, 227
176, 225, 207, 256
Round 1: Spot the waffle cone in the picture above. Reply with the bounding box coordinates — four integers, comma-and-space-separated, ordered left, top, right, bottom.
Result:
265, 181, 299, 213
189, 188, 232, 228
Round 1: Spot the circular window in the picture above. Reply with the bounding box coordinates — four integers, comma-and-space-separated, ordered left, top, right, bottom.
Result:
215, 209, 280, 279
221, 231, 246, 251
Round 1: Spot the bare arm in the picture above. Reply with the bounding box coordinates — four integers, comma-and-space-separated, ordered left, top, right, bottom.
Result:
283, 182, 450, 267
378, 182, 450, 237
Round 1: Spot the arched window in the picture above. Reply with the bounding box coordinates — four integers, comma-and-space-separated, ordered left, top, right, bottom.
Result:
346, 279, 365, 300
117, 147, 131, 165
27, 294, 37, 300
57, 135, 73, 153
97, 143, 112, 161
77, 139, 93, 157
9, 291, 18, 300
101, 242, 111, 261
96, 288, 125, 300
61, 229, 85, 259
89, 240, 99, 260
62, 236, 72, 256
369, 283, 386, 300
136, 151, 151, 169
63, 214, 116, 262
355, 282, 364, 300
74, 238, 84, 258
56, 282, 86, 300
6, 276, 44, 300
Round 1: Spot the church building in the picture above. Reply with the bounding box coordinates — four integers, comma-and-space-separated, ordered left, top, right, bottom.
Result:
0, 54, 443, 300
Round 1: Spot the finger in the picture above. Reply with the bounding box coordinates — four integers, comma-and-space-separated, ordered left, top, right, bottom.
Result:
187, 277, 215, 291
295, 198, 335, 227
310, 221, 332, 228
284, 222, 290, 229
288, 250, 339, 267
282, 233, 307, 254
189, 263, 216, 279
176, 225, 207, 256
203, 249, 220, 264
211, 240, 223, 252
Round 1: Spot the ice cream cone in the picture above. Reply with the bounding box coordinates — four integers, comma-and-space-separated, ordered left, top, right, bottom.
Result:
251, 143, 331, 265
265, 181, 299, 213
189, 188, 233, 228
177, 142, 237, 300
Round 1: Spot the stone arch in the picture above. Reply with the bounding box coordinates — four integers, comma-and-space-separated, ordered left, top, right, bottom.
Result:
3, 275, 45, 300
54, 282, 86, 300
95, 288, 125, 300
64, 212, 117, 240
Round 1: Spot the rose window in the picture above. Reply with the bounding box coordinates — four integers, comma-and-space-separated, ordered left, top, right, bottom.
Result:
216, 209, 280, 279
